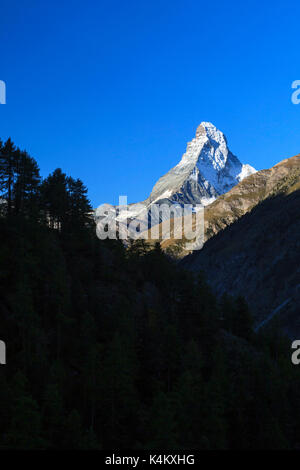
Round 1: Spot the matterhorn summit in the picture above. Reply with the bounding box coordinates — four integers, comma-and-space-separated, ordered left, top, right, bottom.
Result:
148, 122, 256, 207
97, 122, 256, 231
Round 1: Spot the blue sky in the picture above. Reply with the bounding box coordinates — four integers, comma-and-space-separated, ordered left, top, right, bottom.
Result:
0, 0, 299, 206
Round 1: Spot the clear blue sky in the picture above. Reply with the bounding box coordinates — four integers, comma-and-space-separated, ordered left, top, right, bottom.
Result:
0, 0, 299, 206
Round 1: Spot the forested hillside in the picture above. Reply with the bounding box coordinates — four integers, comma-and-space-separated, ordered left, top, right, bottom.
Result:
0, 138, 300, 450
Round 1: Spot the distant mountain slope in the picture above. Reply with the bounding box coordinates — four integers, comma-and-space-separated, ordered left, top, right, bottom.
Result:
182, 154, 300, 336
203, 154, 300, 237
159, 154, 300, 254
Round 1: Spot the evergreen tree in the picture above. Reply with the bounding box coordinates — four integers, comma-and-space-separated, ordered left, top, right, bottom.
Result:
145, 391, 178, 449
232, 296, 254, 340
4, 372, 45, 449
13, 150, 41, 216
66, 176, 93, 230
40, 168, 69, 230
0, 138, 18, 215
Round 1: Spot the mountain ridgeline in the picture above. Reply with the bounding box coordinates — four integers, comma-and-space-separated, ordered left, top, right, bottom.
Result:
100, 122, 256, 232
148, 122, 255, 206
0, 136, 300, 450
160, 153, 300, 251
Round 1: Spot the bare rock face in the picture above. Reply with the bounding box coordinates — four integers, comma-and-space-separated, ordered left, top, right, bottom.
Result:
148, 122, 256, 207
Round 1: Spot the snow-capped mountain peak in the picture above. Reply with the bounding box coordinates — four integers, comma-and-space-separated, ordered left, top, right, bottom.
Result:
97, 123, 256, 231
149, 122, 256, 206
179, 122, 229, 173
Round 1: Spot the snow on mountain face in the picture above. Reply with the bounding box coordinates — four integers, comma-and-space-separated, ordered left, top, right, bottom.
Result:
96, 122, 256, 234
149, 122, 256, 206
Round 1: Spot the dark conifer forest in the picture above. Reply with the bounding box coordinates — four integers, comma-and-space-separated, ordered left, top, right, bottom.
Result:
1, 138, 300, 450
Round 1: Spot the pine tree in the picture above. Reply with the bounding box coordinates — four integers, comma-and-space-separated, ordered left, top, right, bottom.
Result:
0, 138, 18, 215
4, 372, 45, 449
62, 410, 82, 449
100, 331, 139, 448
66, 176, 93, 231
13, 150, 41, 216
42, 382, 64, 447
40, 168, 69, 230
232, 296, 253, 340
145, 391, 178, 449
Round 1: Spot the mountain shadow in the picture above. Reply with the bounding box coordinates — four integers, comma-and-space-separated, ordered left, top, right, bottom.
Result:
182, 189, 300, 337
